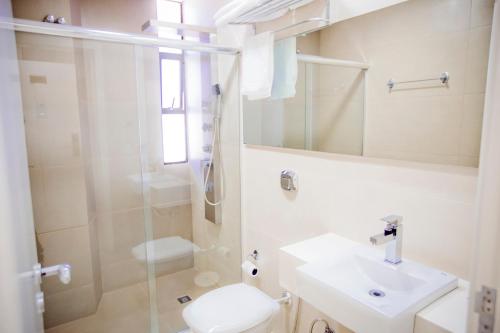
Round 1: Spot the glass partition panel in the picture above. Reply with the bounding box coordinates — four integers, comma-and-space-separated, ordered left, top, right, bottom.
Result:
13, 27, 241, 333
15, 31, 152, 331
136, 44, 242, 333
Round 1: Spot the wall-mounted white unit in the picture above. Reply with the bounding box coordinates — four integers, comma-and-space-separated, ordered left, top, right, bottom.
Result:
330, 0, 409, 24
250, 0, 409, 39
214, 0, 319, 26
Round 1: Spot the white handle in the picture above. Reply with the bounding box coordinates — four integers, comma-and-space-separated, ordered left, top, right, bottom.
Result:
33, 263, 72, 284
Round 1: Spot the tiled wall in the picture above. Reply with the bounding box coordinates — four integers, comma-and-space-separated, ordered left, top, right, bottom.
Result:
313, 64, 364, 155
79, 40, 148, 291
318, 0, 493, 167
78, 39, 195, 291
14, 0, 198, 327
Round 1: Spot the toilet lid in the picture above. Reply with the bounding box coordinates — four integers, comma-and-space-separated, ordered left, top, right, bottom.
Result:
131, 236, 197, 263
183, 283, 279, 333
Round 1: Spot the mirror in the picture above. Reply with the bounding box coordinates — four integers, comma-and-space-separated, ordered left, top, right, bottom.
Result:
243, 1, 493, 168
244, 56, 365, 156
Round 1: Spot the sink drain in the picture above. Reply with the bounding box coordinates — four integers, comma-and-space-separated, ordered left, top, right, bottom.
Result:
368, 289, 386, 298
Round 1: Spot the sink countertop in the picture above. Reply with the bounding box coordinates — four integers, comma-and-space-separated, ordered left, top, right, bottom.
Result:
414, 279, 469, 333
279, 233, 468, 333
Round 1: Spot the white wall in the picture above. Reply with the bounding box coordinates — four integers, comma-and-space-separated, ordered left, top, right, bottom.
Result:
242, 146, 477, 332
467, 2, 500, 330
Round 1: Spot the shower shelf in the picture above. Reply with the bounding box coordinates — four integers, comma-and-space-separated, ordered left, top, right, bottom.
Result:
227, 0, 320, 24
142, 20, 216, 38
221, 0, 331, 38
271, 17, 329, 35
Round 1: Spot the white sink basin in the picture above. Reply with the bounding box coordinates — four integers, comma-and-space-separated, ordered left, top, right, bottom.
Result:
296, 246, 458, 333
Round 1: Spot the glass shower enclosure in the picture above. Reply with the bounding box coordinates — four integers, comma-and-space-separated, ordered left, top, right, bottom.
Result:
4, 18, 241, 333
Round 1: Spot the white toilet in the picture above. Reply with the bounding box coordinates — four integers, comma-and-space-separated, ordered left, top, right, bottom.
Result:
183, 283, 280, 333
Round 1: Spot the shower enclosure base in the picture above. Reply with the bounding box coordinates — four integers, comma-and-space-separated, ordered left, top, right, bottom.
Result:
45, 268, 218, 333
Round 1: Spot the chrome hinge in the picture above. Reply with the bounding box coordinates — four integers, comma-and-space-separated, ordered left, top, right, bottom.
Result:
475, 286, 497, 333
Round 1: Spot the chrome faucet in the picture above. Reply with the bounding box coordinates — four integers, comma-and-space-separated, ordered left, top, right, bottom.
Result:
369, 215, 403, 264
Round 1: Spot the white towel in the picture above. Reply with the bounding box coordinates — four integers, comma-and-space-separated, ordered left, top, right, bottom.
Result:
241, 31, 274, 100
271, 37, 297, 99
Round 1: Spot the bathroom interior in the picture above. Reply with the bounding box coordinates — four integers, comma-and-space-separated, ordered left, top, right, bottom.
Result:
1, 0, 500, 333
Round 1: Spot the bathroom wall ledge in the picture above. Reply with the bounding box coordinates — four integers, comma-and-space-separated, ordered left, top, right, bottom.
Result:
244, 144, 477, 204
244, 144, 478, 177
414, 279, 469, 333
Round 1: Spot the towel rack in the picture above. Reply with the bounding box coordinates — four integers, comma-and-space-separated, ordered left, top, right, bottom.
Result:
273, 17, 329, 35
387, 72, 449, 90
229, 0, 320, 24
227, 0, 331, 39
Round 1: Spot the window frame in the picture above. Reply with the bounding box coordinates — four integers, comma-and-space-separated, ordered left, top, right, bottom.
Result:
160, 52, 185, 114
158, 0, 189, 165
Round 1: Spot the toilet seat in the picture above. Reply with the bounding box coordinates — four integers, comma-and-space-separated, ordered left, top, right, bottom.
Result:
182, 283, 279, 333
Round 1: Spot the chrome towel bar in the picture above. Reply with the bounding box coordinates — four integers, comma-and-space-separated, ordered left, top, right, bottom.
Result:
387, 72, 449, 90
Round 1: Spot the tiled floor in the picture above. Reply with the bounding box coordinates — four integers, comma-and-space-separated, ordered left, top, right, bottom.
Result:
46, 268, 217, 333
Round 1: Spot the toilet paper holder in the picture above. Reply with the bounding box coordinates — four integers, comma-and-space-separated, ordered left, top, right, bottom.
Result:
244, 249, 292, 305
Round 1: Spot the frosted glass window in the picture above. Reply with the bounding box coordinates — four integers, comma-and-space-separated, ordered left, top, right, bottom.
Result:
161, 58, 182, 109
157, 0, 182, 22
157, 0, 186, 164
162, 114, 187, 163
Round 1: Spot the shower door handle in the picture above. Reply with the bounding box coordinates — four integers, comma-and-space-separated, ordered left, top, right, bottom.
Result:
33, 263, 72, 285
31, 263, 71, 314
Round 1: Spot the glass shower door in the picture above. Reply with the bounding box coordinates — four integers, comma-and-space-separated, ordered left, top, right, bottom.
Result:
136, 44, 242, 333
16, 32, 155, 333
13, 21, 242, 333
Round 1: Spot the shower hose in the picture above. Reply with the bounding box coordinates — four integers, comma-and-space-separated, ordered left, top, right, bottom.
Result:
204, 88, 224, 206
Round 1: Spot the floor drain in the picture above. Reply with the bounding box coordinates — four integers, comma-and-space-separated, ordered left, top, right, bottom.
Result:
368, 289, 386, 298
177, 295, 192, 304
